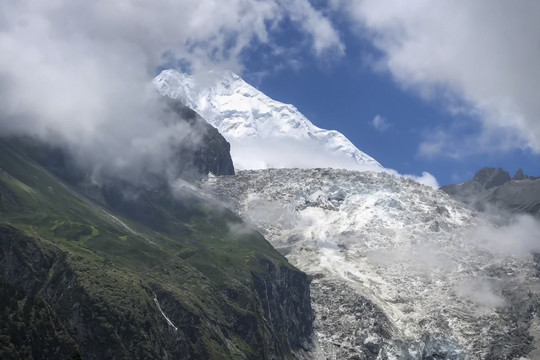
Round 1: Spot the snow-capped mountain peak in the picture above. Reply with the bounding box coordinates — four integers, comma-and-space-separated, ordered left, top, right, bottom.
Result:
154, 69, 382, 171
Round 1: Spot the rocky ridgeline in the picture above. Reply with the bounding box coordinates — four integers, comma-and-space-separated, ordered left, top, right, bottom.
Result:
441, 167, 540, 218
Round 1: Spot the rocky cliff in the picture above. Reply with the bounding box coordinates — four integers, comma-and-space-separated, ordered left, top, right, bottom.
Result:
165, 100, 235, 178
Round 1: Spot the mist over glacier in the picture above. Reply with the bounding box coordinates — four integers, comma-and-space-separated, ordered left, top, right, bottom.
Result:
202, 168, 540, 359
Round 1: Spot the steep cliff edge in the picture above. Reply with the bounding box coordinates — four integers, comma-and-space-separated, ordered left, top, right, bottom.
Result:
165, 100, 235, 178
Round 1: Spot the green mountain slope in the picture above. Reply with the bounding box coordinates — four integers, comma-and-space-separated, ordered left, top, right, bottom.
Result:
0, 140, 312, 359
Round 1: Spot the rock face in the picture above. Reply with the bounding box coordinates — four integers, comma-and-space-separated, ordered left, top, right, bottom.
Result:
0, 225, 81, 359
514, 168, 539, 181
0, 140, 312, 359
0, 225, 313, 359
480, 180, 540, 215
0, 225, 177, 359
514, 168, 527, 180
472, 167, 511, 189
166, 100, 235, 178
441, 167, 540, 217
251, 258, 314, 356
202, 168, 540, 359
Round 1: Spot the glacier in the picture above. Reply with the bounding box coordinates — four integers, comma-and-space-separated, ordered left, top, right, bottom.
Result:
202, 169, 540, 359
154, 69, 382, 171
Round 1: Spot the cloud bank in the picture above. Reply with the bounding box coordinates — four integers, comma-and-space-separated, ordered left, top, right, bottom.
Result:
330, 0, 540, 157
0, 0, 343, 181
465, 214, 540, 258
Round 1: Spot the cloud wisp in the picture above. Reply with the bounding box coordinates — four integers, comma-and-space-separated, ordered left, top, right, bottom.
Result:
371, 114, 390, 132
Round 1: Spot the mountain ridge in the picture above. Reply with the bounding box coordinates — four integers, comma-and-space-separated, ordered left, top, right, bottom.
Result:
441, 167, 540, 218
154, 69, 382, 171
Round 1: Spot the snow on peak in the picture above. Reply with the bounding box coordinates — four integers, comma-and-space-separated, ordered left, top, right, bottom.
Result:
154, 69, 382, 171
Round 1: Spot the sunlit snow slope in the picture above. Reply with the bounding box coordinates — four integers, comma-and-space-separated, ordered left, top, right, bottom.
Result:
202, 169, 540, 360
154, 69, 381, 171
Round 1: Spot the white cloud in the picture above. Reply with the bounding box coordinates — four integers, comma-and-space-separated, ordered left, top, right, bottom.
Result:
403, 171, 439, 189
418, 140, 444, 160
417, 125, 525, 160
465, 214, 540, 258
280, 0, 345, 56
0, 0, 343, 181
455, 279, 505, 308
331, 0, 540, 157
371, 114, 389, 132
417, 130, 456, 160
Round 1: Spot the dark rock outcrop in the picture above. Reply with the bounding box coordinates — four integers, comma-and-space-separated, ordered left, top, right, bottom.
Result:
514, 168, 539, 181
251, 259, 313, 357
472, 167, 511, 189
440, 168, 510, 204
514, 168, 527, 180
166, 100, 235, 178
441, 168, 504, 207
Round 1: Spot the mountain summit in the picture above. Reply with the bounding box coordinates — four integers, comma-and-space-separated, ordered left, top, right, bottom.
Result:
154, 69, 381, 171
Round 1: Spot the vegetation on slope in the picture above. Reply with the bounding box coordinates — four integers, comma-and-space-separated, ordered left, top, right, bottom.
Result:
0, 140, 312, 359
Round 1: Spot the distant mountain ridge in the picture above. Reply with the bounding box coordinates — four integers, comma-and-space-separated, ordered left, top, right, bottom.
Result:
154, 69, 382, 171
441, 167, 540, 217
